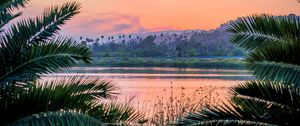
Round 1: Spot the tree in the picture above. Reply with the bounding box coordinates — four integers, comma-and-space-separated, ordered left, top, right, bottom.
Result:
0, 0, 146, 125
81, 40, 87, 46
178, 14, 300, 125
101, 35, 104, 43
175, 46, 183, 57
134, 35, 165, 57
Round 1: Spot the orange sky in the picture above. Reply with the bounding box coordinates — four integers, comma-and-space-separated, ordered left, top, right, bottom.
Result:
21, 0, 300, 37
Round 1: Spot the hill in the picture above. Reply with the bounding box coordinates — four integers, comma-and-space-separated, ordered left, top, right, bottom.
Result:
77, 22, 245, 57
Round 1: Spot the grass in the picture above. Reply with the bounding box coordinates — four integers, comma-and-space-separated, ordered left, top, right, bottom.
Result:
135, 86, 222, 126
85, 57, 245, 69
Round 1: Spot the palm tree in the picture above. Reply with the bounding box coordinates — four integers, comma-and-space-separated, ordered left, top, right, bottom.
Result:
178, 14, 300, 125
101, 35, 104, 43
0, 0, 146, 125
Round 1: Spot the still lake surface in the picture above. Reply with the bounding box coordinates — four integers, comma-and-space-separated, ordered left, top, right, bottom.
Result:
45, 67, 253, 104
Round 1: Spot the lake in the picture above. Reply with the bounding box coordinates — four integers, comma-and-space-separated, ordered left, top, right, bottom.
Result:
45, 67, 253, 107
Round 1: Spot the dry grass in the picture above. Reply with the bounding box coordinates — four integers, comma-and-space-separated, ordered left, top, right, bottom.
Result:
136, 85, 221, 126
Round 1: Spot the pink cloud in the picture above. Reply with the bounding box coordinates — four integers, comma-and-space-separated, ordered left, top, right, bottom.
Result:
61, 12, 148, 37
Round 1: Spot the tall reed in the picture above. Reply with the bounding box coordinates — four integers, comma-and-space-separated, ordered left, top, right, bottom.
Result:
137, 85, 221, 126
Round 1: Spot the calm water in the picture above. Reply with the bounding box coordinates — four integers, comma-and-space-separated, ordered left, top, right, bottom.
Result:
45, 67, 252, 104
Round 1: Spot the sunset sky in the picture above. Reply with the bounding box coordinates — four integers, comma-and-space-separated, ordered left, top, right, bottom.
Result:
21, 0, 300, 37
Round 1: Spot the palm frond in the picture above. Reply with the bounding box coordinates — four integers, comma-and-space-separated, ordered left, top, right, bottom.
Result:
232, 81, 300, 109
200, 12, 300, 126
178, 100, 293, 126
0, 12, 21, 31
40, 76, 119, 99
179, 80, 300, 126
177, 102, 277, 126
179, 120, 276, 126
229, 81, 300, 125
0, 0, 27, 31
9, 111, 104, 126
245, 40, 300, 65
246, 61, 300, 86
227, 14, 300, 51
0, 37, 92, 83
0, 76, 118, 124
88, 97, 148, 124
0, 0, 28, 14
1, 2, 80, 53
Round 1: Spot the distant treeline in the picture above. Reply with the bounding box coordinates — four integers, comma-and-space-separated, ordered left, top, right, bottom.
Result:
84, 57, 245, 69
80, 28, 245, 58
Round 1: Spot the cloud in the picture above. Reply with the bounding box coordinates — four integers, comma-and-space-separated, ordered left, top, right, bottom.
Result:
60, 12, 182, 37
63, 12, 147, 36
113, 24, 132, 31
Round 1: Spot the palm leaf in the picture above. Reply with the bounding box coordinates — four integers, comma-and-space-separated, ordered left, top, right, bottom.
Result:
9, 111, 104, 126
246, 61, 300, 86
194, 11, 300, 126
242, 40, 300, 85
40, 76, 119, 99
227, 14, 300, 51
0, 12, 21, 32
178, 100, 286, 126
232, 81, 300, 109
0, 0, 28, 14
178, 80, 300, 126
0, 37, 92, 83
1, 2, 81, 54
88, 97, 147, 124
179, 120, 276, 126
178, 103, 277, 126
245, 40, 300, 65
0, 76, 118, 124
0, 0, 28, 32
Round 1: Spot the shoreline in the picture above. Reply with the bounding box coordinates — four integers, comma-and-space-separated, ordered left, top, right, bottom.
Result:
81, 57, 246, 70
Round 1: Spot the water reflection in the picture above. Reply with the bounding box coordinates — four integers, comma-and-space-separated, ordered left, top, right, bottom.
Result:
44, 67, 252, 105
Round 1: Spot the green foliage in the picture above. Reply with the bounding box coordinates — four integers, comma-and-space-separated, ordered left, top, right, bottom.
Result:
0, 0, 28, 13
9, 111, 104, 126
0, 1, 90, 83
228, 15, 300, 84
179, 81, 300, 125
0, 0, 29, 31
0, 37, 92, 83
92, 57, 245, 69
179, 14, 300, 125
0, 0, 145, 125
88, 97, 148, 125
0, 76, 119, 124
90, 30, 245, 58
228, 15, 300, 51
2, 2, 80, 47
